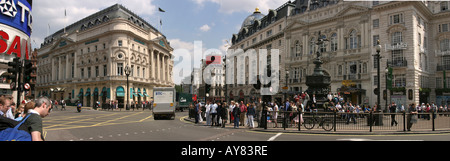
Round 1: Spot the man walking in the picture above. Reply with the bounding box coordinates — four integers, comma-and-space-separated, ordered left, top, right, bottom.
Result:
24, 97, 52, 141
247, 103, 256, 129
194, 101, 199, 124
390, 102, 398, 126
210, 101, 218, 126
233, 102, 241, 128
407, 103, 418, 131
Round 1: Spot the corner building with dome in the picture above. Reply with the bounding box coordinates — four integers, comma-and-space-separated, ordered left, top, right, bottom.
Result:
36, 4, 174, 108
228, 0, 450, 108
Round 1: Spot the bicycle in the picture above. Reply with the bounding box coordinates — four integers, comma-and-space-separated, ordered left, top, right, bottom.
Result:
303, 113, 334, 131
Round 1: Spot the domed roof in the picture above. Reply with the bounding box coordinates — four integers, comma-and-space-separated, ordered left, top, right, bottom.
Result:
241, 8, 265, 29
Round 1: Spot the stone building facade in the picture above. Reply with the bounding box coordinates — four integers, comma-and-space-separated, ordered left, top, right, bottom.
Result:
229, 0, 450, 108
36, 4, 174, 108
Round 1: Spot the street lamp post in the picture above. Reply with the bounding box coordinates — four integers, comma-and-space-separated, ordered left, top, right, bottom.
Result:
385, 66, 389, 113
124, 65, 131, 110
374, 40, 383, 126
285, 71, 289, 101
223, 56, 228, 103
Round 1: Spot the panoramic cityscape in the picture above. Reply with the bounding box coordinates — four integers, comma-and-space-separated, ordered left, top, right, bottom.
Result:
1, 0, 449, 154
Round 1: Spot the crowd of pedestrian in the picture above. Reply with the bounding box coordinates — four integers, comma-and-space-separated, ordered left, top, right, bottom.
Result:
189, 91, 450, 130
1, 96, 53, 141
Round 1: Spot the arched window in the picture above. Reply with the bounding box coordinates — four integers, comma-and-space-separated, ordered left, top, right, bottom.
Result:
309, 37, 315, 54
319, 35, 327, 53
338, 65, 343, 75
349, 30, 358, 49
295, 41, 302, 57
330, 33, 338, 52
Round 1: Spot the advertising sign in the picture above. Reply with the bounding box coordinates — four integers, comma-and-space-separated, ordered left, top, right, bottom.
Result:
0, 0, 32, 59
0, 24, 31, 59
0, 0, 32, 36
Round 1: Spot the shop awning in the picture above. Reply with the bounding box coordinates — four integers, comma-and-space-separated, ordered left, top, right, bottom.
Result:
116, 87, 125, 97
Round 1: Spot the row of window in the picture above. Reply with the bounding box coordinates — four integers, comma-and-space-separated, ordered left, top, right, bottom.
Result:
438, 23, 450, 33
81, 43, 107, 54
38, 63, 149, 84
116, 63, 146, 78
373, 74, 406, 88
291, 30, 360, 58
240, 24, 283, 49
436, 77, 450, 89
80, 65, 109, 79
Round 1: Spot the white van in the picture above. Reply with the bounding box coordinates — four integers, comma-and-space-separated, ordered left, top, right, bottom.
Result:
153, 87, 176, 120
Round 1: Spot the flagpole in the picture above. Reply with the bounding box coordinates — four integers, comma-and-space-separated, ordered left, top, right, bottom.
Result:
64, 9, 67, 34
158, 7, 165, 34
158, 14, 161, 33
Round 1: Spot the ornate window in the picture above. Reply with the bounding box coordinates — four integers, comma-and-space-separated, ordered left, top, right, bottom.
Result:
309, 37, 315, 54
441, 2, 448, 11
330, 33, 337, 52
295, 41, 302, 57
349, 30, 358, 49
319, 35, 327, 53
391, 32, 402, 45
441, 39, 450, 52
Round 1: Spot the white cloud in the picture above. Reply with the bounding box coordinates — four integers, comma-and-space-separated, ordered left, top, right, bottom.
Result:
191, 0, 288, 14
199, 24, 211, 32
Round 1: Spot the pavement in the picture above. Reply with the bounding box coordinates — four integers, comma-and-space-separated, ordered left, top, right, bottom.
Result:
54, 107, 450, 135
183, 115, 450, 135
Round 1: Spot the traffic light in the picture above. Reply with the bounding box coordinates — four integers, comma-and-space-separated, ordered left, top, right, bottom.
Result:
23, 59, 33, 84
205, 84, 211, 94
7, 58, 20, 90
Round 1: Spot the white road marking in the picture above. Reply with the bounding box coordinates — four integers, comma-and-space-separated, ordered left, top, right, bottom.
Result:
268, 133, 283, 141
337, 138, 423, 141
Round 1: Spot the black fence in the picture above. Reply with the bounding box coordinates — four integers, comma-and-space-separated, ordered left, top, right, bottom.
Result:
263, 111, 450, 132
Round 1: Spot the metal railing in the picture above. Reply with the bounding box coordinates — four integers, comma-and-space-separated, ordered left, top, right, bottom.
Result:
261, 111, 450, 132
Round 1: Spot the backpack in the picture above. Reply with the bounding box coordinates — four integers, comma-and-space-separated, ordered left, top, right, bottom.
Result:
0, 115, 32, 141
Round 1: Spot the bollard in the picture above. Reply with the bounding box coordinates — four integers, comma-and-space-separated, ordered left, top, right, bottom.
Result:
283, 112, 286, 130
432, 111, 435, 131
333, 111, 337, 132
263, 106, 267, 130
369, 112, 373, 132
298, 110, 301, 131
403, 111, 406, 132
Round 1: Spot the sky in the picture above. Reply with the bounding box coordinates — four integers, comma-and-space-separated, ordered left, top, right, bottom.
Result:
31, 0, 289, 84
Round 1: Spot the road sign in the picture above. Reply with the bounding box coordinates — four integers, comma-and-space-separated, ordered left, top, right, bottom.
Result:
24, 83, 30, 90
10, 82, 15, 89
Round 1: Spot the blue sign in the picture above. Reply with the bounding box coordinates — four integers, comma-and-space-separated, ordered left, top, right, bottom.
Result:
0, 0, 32, 36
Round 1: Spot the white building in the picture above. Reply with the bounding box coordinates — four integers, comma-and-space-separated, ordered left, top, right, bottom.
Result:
229, 0, 450, 108
36, 4, 174, 108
